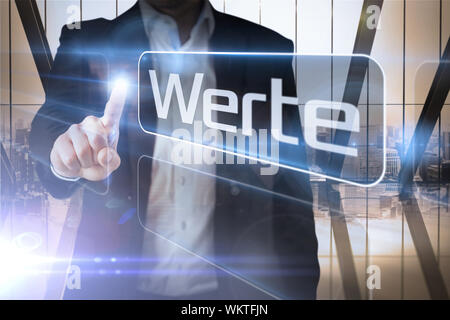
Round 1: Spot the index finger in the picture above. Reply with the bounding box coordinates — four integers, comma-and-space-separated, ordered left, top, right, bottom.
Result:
101, 78, 129, 129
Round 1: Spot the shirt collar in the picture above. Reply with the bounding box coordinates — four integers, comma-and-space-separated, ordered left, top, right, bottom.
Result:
138, 0, 215, 40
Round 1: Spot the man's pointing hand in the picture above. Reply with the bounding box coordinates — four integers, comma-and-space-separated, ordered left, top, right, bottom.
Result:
50, 79, 128, 181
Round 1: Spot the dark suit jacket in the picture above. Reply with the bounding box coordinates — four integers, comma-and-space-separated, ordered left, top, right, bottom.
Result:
30, 2, 319, 300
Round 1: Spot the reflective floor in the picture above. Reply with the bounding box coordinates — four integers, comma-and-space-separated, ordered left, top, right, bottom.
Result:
1, 181, 449, 299
314, 183, 450, 299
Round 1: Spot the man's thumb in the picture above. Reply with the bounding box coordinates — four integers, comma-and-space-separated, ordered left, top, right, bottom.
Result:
98, 147, 121, 170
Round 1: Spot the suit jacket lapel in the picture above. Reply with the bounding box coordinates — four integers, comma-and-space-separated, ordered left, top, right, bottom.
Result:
209, 9, 274, 189
109, 4, 270, 220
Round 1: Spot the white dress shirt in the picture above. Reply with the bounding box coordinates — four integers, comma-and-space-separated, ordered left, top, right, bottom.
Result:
137, 0, 219, 296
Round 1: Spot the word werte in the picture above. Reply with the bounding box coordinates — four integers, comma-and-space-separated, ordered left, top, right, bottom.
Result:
149, 70, 360, 157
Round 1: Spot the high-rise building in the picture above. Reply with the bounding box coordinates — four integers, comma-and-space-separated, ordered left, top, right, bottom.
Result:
443, 132, 450, 160
386, 148, 401, 177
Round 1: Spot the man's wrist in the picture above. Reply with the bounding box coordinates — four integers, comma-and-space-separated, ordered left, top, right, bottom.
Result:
50, 163, 81, 182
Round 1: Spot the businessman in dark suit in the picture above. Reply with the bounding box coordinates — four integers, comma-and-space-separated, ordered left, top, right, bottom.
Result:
31, 0, 319, 299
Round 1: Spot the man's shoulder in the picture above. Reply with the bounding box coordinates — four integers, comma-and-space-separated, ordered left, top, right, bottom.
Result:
214, 11, 294, 53
59, 17, 114, 48
58, 8, 294, 53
